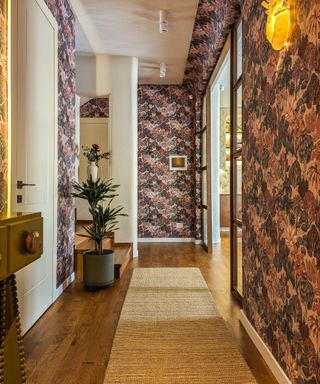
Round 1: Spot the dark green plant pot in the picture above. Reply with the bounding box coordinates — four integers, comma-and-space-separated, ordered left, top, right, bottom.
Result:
83, 250, 114, 288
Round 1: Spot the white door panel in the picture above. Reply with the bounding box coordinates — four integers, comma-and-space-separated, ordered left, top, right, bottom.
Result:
11, 0, 57, 333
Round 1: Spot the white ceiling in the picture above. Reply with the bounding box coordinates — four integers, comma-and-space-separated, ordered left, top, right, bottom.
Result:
69, 0, 199, 84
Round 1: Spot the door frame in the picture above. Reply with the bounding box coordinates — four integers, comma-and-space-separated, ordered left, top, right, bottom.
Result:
10, 0, 59, 299
204, 35, 231, 254
230, 19, 243, 304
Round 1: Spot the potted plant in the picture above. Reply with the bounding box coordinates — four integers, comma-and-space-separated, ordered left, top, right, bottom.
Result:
72, 177, 126, 290
82, 144, 110, 182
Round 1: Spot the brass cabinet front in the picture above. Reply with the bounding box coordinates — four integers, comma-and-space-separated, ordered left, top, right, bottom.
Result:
8, 217, 43, 274
0, 226, 8, 279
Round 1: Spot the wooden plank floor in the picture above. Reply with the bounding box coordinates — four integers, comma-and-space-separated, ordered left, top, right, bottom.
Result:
24, 239, 277, 384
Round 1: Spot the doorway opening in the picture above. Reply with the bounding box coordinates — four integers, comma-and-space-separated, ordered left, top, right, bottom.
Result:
75, 95, 111, 223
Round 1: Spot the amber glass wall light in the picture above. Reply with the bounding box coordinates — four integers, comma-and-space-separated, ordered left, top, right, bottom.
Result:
262, 0, 291, 50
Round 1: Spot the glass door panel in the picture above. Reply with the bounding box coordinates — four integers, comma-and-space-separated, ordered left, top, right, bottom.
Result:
236, 85, 242, 149
202, 169, 207, 206
236, 226, 243, 295
235, 156, 242, 220
202, 209, 208, 247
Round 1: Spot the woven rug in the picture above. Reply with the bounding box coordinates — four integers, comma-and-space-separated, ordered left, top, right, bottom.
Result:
104, 268, 257, 384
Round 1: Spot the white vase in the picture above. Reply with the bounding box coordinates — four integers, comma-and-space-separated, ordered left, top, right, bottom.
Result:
87, 162, 98, 182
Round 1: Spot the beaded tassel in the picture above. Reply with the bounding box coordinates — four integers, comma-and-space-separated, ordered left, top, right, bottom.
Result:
0, 280, 6, 384
10, 275, 27, 384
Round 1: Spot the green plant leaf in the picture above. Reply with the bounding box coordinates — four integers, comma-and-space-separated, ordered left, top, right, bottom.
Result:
72, 178, 128, 255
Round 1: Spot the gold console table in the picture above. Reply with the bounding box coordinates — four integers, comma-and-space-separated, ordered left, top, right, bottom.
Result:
0, 212, 43, 384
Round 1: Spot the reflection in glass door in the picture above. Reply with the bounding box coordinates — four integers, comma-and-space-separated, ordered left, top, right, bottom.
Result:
231, 20, 243, 301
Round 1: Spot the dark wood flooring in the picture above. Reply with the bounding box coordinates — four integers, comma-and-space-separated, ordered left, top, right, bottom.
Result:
24, 239, 277, 384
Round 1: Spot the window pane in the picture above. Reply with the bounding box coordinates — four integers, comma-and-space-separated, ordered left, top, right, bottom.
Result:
203, 209, 208, 246
236, 21, 242, 79
201, 131, 206, 167
235, 156, 242, 220
236, 226, 243, 295
236, 85, 242, 149
202, 169, 207, 206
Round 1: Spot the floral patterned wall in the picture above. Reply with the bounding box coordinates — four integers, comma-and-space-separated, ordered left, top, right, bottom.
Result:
80, 97, 109, 118
242, 0, 320, 382
184, 0, 241, 95
0, 0, 8, 214
44, 0, 76, 287
138, 85, 196, 238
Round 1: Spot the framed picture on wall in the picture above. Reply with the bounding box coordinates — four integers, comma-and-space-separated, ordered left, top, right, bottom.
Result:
169, 155, 188, 171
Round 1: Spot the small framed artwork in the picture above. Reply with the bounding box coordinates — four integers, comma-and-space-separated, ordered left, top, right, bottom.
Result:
169, 155, 188, 171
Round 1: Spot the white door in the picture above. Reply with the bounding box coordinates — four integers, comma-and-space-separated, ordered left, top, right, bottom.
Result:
11, 0, 58, 334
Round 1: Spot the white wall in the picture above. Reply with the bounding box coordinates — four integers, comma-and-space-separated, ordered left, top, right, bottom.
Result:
75, 55, 97, 97
76, 54, 138, 256
109, 56, 138, 257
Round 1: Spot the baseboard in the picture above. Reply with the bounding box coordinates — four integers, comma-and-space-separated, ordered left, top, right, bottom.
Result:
240, 310, 291, 384
138, 238, 201, 244
55, 272, 75, 300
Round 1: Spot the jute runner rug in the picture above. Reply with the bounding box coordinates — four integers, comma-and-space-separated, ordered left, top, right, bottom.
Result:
104, 268, 257, 383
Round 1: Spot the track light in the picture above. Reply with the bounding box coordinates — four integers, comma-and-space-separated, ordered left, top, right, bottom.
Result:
159, 10, 168, 34
140, 62, 167, 79
160, 63, 166, 78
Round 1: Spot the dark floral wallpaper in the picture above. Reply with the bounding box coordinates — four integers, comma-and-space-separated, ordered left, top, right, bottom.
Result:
45, 0, 76, 287
138, 86, 196, 238
184, 0, 241, 95
0, 0, 7, 214
80, 97, 109, 118
242, 0, 320, 382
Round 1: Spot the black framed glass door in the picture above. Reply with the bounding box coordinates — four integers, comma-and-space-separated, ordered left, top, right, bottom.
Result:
231, 20, 243, 301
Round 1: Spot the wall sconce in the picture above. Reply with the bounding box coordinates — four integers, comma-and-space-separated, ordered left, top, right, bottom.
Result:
262, 0, 291, 50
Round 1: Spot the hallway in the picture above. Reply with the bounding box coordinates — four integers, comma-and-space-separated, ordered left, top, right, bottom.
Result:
24, 241, 277, 384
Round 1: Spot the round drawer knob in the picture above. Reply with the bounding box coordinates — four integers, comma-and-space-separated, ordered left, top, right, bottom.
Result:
25, 231, 40, 254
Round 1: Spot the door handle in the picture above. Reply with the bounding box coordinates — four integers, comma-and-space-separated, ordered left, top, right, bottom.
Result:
17, 180, 36, 189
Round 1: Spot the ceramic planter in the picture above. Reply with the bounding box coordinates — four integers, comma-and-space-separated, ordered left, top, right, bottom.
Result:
83, 250, 114, 289
87, 162, 98, 182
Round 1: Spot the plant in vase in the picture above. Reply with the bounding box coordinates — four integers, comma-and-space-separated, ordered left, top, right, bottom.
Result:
72, 177, 127, 290
82, 144, 110, 182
